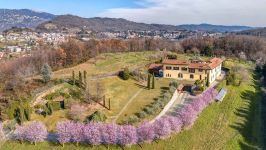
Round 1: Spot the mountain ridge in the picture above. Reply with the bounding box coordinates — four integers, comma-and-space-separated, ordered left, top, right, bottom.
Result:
0, 9, 55, 32
0, 9, 258, 33
177, 23, 254, 32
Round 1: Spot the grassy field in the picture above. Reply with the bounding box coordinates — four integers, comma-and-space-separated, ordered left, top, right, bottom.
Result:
2, 59, 265, 150
52, 51, 155, 79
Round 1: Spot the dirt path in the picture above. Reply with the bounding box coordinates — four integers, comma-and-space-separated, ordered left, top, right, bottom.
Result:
113, 89, 143, 123
32, 83, 66, 106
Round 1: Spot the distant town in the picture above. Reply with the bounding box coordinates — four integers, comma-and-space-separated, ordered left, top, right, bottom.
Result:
0, 28, 224, 61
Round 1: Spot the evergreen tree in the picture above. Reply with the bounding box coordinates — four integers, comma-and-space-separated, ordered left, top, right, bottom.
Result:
147, 74, 151, 89
84, 70, 87, 86
72, 71, 76, 86
24, 108, 31, 121
121, 68, 130, 80
41, 63, 52, 83
152, 73, 155, 89
79, 71, 82, 84
263, 64, 266, 77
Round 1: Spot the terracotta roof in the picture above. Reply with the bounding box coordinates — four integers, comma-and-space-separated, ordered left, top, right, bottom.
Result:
148, 64, 163, 70
188, 63, 211, 69
208, 58, 223, 69
162, 59, 189, 65
162, 57, 223, 70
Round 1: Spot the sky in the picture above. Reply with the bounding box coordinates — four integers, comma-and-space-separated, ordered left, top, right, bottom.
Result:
0, 0, 266, 27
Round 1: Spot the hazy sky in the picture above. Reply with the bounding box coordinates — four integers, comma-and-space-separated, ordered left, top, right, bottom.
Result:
1, 0, 266, 27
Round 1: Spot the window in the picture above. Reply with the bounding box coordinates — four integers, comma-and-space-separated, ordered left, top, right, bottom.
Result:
190, 74, 194, 79
199, 69, 203, 72
181, 67, 187, 71
173, 67, 179, 70
178, 73, 183, 78
166, 74, 171, 77
189, 68, 195, 73
166, 66, 172, 70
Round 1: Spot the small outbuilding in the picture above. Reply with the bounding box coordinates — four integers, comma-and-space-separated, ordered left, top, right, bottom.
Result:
148, 63, 163, 77
215, 88, 227, 102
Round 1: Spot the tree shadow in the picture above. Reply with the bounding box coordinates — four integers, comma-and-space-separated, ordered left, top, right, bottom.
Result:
229, 73, 265, 150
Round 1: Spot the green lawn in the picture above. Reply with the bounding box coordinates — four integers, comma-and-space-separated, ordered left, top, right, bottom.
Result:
2, 75, 264, 150
116, 78, 173, 123
52, 51, 156, 79
2, 59, 264, 150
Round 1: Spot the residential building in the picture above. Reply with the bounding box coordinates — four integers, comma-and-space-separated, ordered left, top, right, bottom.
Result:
162, 58, 223, 85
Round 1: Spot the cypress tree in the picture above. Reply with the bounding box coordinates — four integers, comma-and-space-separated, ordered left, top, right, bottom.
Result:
84, 70, 87, 86
147, 74, 151, 89
152, 73, 155, 89
41, 63, 52, 83
72, 71, 76, 86
79, 71, 82, 84
24, 108, 31, 121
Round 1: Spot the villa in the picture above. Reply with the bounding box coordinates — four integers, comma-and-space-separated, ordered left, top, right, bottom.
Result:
162, 57, 223, 85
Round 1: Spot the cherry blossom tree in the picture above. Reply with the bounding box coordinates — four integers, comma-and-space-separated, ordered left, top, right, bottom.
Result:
165, 116, 183, 133
178, 104, 197, 128
83, 123, 102, 145
137, 121, 154, 143
24, 121, 48, 145
70, 122, 84, 145
14, 125, 25, 143
153, 117, 172, 139
101, 123, 118, 145
56, 121, 72, 147
117, 125, 137, 146
14, 121, 47, 145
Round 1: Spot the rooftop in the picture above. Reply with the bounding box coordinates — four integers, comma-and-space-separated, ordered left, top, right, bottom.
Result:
162, 57, 223, 70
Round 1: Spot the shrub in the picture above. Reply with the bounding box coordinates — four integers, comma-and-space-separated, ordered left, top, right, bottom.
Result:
169, 85, 176, 94
0, 123, 5, 141
68, 104, 86, 121
120, 68, 130, 80
126, 115, 139, 125
143, 107, 154, 115
86, 111, 107, 123
169, 81, 178, 88
135, 111, 147, 119
163, 91, 172, 100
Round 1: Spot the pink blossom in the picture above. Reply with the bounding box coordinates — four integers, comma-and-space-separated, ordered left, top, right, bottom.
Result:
137, 122, 154, 143
117, 125, 137, 146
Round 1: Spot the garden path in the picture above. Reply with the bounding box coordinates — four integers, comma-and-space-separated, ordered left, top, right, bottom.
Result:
32, 83, 65, 107
113, 89, 143, 123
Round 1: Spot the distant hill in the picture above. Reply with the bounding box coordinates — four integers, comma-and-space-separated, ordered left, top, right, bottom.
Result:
177, 24, 254, 32
36, 15, 180, 32
237, 27, 266, 38
0, 9, 55, 32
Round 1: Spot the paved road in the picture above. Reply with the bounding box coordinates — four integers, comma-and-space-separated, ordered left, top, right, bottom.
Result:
151, 91, 189, 123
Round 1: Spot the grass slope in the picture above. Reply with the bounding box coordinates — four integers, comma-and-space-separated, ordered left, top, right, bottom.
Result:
1, 59, 264, 150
